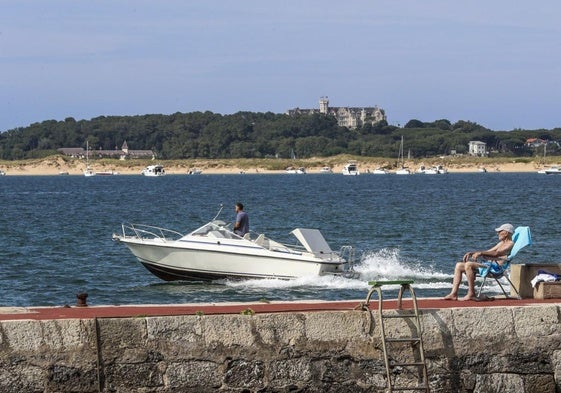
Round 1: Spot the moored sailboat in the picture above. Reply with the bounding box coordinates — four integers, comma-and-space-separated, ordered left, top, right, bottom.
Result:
395, 136, 411, 175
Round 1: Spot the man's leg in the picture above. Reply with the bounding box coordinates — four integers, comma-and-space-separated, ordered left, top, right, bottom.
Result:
444, 262, 465, 300
460, 262, 478, 301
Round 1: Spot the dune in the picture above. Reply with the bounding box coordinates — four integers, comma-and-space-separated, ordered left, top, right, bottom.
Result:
0, 156, 550, 175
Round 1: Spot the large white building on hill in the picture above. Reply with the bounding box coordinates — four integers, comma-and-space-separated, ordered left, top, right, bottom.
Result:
468, 141, 487, 157
286, 97, 387, 129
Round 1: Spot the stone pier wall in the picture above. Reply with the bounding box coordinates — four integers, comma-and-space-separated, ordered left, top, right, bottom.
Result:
1, 304, 560, 392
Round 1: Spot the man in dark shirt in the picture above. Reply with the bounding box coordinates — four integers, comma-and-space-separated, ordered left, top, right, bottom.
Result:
234, 202, 249, 237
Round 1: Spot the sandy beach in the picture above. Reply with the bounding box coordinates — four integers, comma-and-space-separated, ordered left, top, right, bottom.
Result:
0, 155, 552, 176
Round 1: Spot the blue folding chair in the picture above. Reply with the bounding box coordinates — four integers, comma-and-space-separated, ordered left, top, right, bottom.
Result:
477, 226, 532, 299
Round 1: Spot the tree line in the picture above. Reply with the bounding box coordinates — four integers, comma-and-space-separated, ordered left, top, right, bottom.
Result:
0, 111, 560, 160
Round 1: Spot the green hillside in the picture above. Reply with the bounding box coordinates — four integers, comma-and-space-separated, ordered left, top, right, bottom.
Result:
1, 112, 559, 160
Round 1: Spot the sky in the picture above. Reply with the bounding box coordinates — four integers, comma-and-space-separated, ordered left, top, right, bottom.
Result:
1, 1, 560, 132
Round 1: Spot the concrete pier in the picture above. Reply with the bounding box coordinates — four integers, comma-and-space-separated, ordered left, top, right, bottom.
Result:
1, 299, 560, 392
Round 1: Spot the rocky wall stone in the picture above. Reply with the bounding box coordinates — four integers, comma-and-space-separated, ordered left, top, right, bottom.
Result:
553, 349, 561, 388
165, 360, 222, 392
0, 305, 560, 392
0, 319, 98, 392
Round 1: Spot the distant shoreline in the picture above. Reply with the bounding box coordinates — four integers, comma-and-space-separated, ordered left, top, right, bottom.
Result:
0, 155, 554, 176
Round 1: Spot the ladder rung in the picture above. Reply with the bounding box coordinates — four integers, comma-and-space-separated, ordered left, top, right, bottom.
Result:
368, 280, 414, 287
390, 361, 426, 367
385, 337, 420, 343
369, 281, 429, 392
381, 313, 418, 319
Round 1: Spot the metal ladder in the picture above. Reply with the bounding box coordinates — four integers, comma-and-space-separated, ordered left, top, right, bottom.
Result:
363, 280, 430, 392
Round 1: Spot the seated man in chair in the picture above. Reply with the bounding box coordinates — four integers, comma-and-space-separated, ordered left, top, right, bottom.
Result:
444, 223, 515, 301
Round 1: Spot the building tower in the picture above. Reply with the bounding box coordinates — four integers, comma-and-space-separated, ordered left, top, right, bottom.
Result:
121, 140, 129, 154
319, 96, 329, 114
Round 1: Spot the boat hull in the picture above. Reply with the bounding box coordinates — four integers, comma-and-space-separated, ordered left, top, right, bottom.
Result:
119, 238, 346, 281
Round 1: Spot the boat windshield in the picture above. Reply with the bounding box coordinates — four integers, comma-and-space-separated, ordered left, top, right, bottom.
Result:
190, 221, 238, 239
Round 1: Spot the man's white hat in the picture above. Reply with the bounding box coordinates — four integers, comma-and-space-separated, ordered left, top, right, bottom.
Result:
495, 223, 514, 234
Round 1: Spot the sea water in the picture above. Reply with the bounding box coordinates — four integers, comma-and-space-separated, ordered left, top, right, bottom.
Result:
0, 172, 560, 307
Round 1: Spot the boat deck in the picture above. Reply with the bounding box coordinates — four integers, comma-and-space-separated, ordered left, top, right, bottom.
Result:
1, 297, 559, 321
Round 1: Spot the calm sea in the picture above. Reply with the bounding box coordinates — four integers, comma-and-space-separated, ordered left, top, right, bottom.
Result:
1, 172, 559, 307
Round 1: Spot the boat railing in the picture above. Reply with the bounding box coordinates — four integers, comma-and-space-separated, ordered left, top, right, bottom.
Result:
120, 223, 184, 241
339, 245, 356, 271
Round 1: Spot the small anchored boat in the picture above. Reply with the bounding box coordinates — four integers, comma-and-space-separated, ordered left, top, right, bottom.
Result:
286, 166, 306, 174
371, 167, 389, 174
543, 166, 561, 175
342, 161, 359, 175
141, 164, 166, 176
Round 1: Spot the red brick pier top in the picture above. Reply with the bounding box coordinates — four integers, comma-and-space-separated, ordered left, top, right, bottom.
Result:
1, 297, 559, 321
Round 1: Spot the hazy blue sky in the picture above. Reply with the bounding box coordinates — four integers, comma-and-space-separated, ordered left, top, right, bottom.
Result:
1, 1, 560, 132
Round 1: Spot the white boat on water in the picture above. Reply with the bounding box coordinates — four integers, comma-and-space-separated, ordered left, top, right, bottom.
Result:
395, 136, 410, 175
395, 168, 411, 175
286, 166, 306, 174
371, 167, 389, 174
0, 170, 5, 176
84, 141, 119, 176
96, 170, 120, 176
142, 164, 166, 176
319, 166, 333, 174
423, 165, 448, 174
342, 161, 359, 175
85, 167, 117, 176
84, 141, 95, 177
112, 209, 356, 281
543, 166, 561, 175
187, 168, 202, 175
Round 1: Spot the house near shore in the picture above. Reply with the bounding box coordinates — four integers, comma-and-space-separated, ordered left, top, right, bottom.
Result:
286, 97, 387, 129
468, 141, 487, 157
58, 141, 155, 160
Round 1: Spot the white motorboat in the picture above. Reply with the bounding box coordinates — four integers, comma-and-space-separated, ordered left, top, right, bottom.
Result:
0, 170, 6, 176
286, 166, 306, 174
342, 161, 359, 175
395, 168, 411, 175
95, 170, 120, 176
112, 213, 355, 281
371, 167, 389, 174
423, 165, 447, 174
188, 168, 202, 175
424, 167, 437, 174
142, 164, 166, 176
543, 166, 561, 175
319, 166, 333, 174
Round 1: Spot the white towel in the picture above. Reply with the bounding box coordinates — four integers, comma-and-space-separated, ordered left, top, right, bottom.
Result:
531, 273, 558, 288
